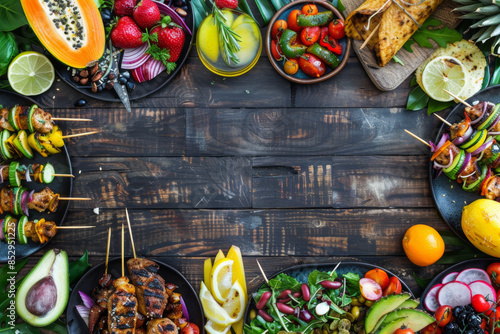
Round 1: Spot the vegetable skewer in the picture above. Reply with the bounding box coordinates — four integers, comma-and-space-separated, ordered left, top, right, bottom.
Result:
0, 162, 74, 187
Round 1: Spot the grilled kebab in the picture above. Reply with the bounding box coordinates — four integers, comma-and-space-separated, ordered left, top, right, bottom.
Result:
107, 276, 138, 334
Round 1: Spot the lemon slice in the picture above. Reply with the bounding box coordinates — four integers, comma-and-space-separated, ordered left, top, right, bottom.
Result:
421, 56, 468, 102
222, 280, 245, 323
211, 258, 233, 303
200, 282, 235, 326
8, 51, 55, 96
205, 320, 231, 334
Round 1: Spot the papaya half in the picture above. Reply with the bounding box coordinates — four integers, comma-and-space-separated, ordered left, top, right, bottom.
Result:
21, 0, 105, 69
462, 199, 500, 257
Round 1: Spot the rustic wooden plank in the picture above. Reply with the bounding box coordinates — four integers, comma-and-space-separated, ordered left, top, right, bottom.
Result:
70, 157, 252, 209
40, 208, 448, 258
186, 107, 441, 156
252, 155, 433, 208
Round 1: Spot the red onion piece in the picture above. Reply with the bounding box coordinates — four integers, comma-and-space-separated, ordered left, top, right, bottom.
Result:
457, 152, 471, 177
122, 43, 151, 70
299, 309, 313, 322
452, 126, 473, 145
436, 133, 449, 150
79, 291, 96, 309
179, 296, 190, 322
28, 190, 35, 203
471, 102, 488, 125
75, 305, 90, 327
0, 165, 7, 184
21, 191, 29, 217
154, 1, 192, 36
433, 149, 454, 169
490, 132, 500, 135
25, 169, 31, 183
132, 58, 166, 83
0, 219, 4, 241
471, 137, 494, 156
488, 113, 500, 131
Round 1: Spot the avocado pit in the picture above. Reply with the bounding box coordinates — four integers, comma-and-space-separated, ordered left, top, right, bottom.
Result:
26, 276, 57, 316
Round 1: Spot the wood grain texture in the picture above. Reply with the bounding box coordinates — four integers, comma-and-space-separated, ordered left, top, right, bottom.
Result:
343, 0, 460, 91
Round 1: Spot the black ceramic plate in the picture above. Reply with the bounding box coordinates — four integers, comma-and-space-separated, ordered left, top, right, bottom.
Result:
67, 257, 205, 333
0, 90, 72, 262
419, 258, 498, 310
429, 85, 500, 242
54, 2, 194, 102
244, 262, 414, 323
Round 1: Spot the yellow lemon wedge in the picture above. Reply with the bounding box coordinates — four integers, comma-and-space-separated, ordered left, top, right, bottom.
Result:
214, 249, 226, 264
204, 258, 213, 290
226, 245, 247, 299
211, 258, 234, 303
205, 320, 231, 334
222, 280, 245, 323
200, 282, 235, 326
198, 15, 220, 64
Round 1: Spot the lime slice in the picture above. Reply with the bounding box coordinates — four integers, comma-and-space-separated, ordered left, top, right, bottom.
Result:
421, 56, 468, 102
8, 51, 55, 96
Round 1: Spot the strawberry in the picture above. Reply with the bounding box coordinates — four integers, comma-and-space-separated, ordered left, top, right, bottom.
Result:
156, 26, 185, 62
114, 0, 137, 16
111, 16, 144, 49
133, 0, 161, 29
215, 0, 238, 9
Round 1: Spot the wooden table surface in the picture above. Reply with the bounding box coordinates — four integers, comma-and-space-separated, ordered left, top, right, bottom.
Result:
19, 31, 455, 300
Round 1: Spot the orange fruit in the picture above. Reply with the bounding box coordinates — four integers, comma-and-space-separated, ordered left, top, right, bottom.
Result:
402, 224, 444, 267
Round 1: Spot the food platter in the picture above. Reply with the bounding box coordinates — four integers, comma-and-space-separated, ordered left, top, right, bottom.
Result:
53, 1, 195, 103
66, 257, 205, 333
244, 261, 413, 323
0, 90, 72, 262
429, 85, 500, 242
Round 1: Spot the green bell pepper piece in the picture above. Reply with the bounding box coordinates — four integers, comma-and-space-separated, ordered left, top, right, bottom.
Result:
306, 43, 340, 68
279, 29, 307, 58
297, 11, 334, 27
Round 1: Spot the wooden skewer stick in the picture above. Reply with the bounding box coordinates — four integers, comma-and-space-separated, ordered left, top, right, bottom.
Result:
62, 131, 101, 139
360, 23, 380, 50
105, 227, 111, 275
433, 113, 452, 126
52, 117, 93, 122
59, 197, 92, 201
51, 174, 75, 178
121, 224, 125, 278
124, 208, 137, 259
256, 259, 269, 284
55, 226, 95, 229
443, 89, 472, 108
329, 261, 342, 276
405, 129, 432, 148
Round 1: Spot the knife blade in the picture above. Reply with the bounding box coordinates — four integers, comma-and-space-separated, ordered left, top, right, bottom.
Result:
110, 46, 131, 112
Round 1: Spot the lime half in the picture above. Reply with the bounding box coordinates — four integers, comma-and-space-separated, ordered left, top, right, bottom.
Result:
421, 56, 468, 102
8, 51, 55, 96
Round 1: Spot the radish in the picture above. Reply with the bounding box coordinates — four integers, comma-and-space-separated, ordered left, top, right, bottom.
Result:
456, 268, 492, 285
359, 278, 383, 301
469, 280, 497, 307
424, 283, 443, 312
442, 272, 458, 284
438, 281, 472, 308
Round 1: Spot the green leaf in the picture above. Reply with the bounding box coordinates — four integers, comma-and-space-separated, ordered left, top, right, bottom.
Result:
237, 0, 260, 25
410, 76, 417, 87
427, 99, 456, 114
255, 0, 275, 25
328, 0, 346, 12
392, 55, 404, 66
483, 61, 491, 89
69, 250, 91, 285
269, 0, 285, 12
404, 18, 462, 52
412, 272, 433, 290
407, 86, 430, 110
0, 32, 18, 76
491, 56, 500, 86
403, 39, 416, 52
0, 0, 28, 32
190, 0, 211, 28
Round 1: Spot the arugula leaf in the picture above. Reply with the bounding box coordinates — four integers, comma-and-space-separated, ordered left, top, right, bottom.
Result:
403, 18, 462, 52
407, 86, 430, 111
343, 272, 361, 296
0, 0, 28, 32
0, 319, 66, 334
308, 270, 337, 286
269, 273, 301, 292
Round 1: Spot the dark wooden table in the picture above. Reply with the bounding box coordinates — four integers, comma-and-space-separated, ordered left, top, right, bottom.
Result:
20, 32, 454, 300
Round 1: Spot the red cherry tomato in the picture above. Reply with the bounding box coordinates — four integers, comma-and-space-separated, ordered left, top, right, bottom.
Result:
302, 4, 318, 15
271, 20, 288, 39
298, 53, 325, 78
421, 323, 443, 334
271, 40, 283, 61
364, 268, 390, 290
181, 324, 200, 334
382, 276, 402, 296
287, 9, 303, 32
434, 305, 452, 327
472, 294, 491, 313
394, 327, 415, 334
300, 26, 321, 46
284, 58, 299, 75
328, 19, 345, 40
487, 263, 500, 285
359, 277, 383, 301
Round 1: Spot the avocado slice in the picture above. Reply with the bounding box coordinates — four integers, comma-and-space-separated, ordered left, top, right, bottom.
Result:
365, 292, 411, 333
398, 299, 419, 309
380, 308, 434, 328
378, 317, 409, 334
15, 249, 69, 326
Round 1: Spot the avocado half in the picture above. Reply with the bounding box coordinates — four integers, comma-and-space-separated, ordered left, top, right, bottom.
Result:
15, 249, 69, 327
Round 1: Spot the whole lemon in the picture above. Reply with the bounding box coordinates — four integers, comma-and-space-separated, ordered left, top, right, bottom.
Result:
403, 224, 445, 266
462, 199, 500, 257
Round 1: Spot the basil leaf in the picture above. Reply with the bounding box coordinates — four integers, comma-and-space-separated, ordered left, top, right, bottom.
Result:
0, 0, 28, 32
407, 86, 430, 111
69, 250, 91, 285
427, 99, 455, 115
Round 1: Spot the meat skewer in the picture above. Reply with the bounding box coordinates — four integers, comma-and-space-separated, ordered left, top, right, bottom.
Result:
0, 162, 74, 188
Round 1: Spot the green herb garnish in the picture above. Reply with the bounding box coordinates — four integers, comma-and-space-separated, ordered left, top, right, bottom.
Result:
212, 5, 242, 65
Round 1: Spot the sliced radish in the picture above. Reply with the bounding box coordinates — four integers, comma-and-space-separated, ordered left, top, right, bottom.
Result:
442, 272, 458, 284
359, 278, 383, 301
469, 280, 497, 307
456, 268, 492, 285
424, 283, 443, 312
437, 281, 472, 308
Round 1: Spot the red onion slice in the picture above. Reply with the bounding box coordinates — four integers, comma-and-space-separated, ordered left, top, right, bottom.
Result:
180, 296, 190, 321
132, 58, 166, 83
28, 190, 35, 203
75, 305, 90, 327
457, 152, 471, 177
470, 102, 488, 125
490, 132, 500, 135
79, 291, 96, 308
488, 113, 500, 131
21, 191, 29, 217
436, 133, 449, 150
0, 165, 7, 184
122, 43, 151, 70
471, 137, 494, 156
25, 169, 31, 182
452, 126, 473, 145
154, 1, 192, 36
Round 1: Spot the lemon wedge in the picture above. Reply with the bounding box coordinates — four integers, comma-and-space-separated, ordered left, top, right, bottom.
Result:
226, 245, 247, 299
205, 320, 231, 334
222, 280, 245, 323
204, 258, 213, 289
421, 56, 468, 102
211, 258, 234, 303
200, 282, 235, 326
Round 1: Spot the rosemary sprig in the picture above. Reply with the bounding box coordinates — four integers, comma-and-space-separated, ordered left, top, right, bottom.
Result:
212, 5, 242, 65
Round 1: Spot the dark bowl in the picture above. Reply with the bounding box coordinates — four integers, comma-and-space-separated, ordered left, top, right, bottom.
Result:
67, 257, 205, 333
266, 0, 351, 84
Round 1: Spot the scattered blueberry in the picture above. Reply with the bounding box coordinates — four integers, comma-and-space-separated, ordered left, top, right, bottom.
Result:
126, 82, 136, 92
120, 71, 131, 79
119, 77, 128, 85
74, 99, 86, 107
101, 8, 112, 24
181, 5, 188, 12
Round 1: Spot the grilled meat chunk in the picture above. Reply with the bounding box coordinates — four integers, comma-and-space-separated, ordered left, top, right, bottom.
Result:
485, 176, 500, 200
108, 277, 137, 334
23, 220, 40, 243
1, 187, 12, 213
146, 318, 178, 334
458, 158, 481, 185
127, 258, 167, 318
434, 143, 460, 166
31, 107, 53, 134
0, 108, 14, 131
28, 187, 59, 212
465, 102, 495, 121
89, 304, 106, 334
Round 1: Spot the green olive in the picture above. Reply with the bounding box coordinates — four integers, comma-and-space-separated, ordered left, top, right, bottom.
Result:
357, 295, 366, 304
250, 309, 256, 320
365, 300, 373, 307
351, 306, 360, 320
350, 297, 361, 306
329, 320, 339, 331
338, 330, 349, 334
338, 318, 351, 330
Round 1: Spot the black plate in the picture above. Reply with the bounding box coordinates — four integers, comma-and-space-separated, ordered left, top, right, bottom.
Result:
244, 262, 414, 324
0, 90, 72, 262
429, 85, 500, 242
67, 257, 205, 333
419, 258, 498, 310
54, 2, 194, 102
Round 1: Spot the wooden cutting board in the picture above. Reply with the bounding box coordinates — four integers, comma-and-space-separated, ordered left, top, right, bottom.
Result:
343, 0, 460, 91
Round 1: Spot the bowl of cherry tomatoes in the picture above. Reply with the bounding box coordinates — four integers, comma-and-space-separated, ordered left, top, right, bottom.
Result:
266, 0, 350, 84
